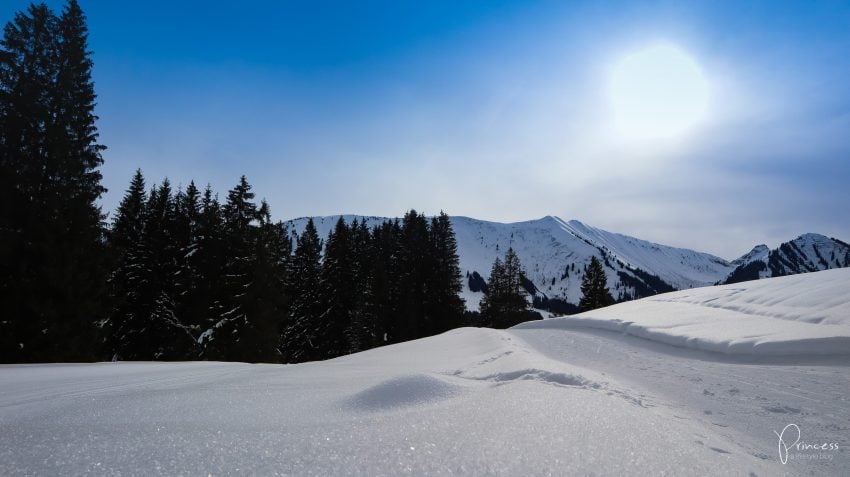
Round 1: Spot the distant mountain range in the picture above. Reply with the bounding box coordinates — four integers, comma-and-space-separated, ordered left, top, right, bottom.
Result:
285, 215, 850, 312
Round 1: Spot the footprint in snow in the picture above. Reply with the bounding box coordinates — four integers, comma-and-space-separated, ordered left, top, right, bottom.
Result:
694, 440, 732, 455
709, 447, 731, 454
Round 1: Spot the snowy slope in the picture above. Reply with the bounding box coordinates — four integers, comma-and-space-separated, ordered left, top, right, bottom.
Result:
730, 244, 770, 267
517, 268, 850, 355
0, 334, 814, 475
285, 215, 848, 312
4, 268, 849, 475
723, 233, 850, 284
559, 218, 733, 289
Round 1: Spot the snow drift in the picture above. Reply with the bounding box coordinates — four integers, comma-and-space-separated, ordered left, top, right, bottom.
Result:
0, 328, 795, 476
516, 268, 850, 355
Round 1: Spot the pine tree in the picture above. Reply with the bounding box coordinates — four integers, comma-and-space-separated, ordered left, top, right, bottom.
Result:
424, 212, 465, 335
109, 179, 195, 360
579, 256, 614, 312
144, 179, 195, 359
172, 181, 201, 347
239, 200, 290, 362
480, 247, 529, 328
105, 170, 147, 358
0, 2, 107, 362
110, 170, 146, 254
202, 176, 257, 361
316, 217, 356, 358
193, 185, 227, 353
396, 210, 430, 341
346, 219, 378, 352
281, 218, 323, 362
362, 219, 402, 346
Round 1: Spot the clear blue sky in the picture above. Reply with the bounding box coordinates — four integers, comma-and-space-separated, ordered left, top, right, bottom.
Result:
4, 0, 849, 258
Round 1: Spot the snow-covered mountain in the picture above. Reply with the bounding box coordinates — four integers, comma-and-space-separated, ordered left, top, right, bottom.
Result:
285, 215, 848, 311
722, 233, 850, 284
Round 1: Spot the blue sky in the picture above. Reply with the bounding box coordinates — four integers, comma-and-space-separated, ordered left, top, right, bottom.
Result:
4, 0, 849, 258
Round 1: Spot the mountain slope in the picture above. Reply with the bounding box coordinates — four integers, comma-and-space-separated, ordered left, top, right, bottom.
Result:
722, 233, 850, 284
285, 215, 847, 312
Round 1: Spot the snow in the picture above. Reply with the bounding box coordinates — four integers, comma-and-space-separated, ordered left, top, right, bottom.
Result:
0, 331, 796, 476
731, 244, 769, 267
559, 218, 733, 288
517, 268, 850, 355
2, 270, 847, 475
724, 233, 850, 282
287, 214, 741, 310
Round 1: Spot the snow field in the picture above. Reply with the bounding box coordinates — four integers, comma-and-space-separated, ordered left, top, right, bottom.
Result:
517, 268, 850, 355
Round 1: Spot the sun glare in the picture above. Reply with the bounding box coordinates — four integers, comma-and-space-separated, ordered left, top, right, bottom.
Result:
609, 44, 710, 139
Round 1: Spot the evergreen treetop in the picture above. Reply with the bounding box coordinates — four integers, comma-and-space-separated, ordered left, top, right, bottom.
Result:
579, 256, 614, 312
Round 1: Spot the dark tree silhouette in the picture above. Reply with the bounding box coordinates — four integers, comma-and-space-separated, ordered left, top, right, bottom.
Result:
0, 2, 107, 362
579, 256, 614, 312
480, 247, 530, 328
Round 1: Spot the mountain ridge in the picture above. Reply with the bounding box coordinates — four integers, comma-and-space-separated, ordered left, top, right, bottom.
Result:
284, 215, 849, 312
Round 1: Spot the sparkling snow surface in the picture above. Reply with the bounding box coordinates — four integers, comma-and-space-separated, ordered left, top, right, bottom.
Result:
2, 272, 849, 475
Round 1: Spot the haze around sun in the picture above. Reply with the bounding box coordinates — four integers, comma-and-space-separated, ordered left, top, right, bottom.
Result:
609, 44, 710, 140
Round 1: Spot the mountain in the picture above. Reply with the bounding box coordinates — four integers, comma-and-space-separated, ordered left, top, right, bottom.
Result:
721, 233, 850, 284
284, 215, 848, 312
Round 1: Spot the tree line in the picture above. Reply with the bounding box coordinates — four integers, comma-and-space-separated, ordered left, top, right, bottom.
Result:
107, 170, 467, 362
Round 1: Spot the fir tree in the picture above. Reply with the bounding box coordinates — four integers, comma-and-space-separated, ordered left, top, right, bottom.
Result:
281, 218, 323, 362
192, 185, 227, 352
346, 219, 378, 352
0, 2, 106, 362
202, 176, 257, 361
239, 200, 290, 362
105, 170, 147, 358
110, 170, 146, 255
110, 179, 195, 360
579, 256, 614, 312
425, 212, 465, 335
316, 217, 356, 358
480, 247, 529, 328
396, 210, 430, 341
363, 219, 402, 346
171, 181, 201, 345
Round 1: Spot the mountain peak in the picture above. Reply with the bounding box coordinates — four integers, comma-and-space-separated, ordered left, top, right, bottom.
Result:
730, 244, 770, 268
794, 232, 830, 244
723, 233, 850, 284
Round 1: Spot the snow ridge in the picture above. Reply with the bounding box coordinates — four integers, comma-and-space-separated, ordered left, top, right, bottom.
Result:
516, 268, 850, 355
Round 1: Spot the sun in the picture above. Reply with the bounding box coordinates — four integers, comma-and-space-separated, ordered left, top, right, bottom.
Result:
609, 44, 710, 139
